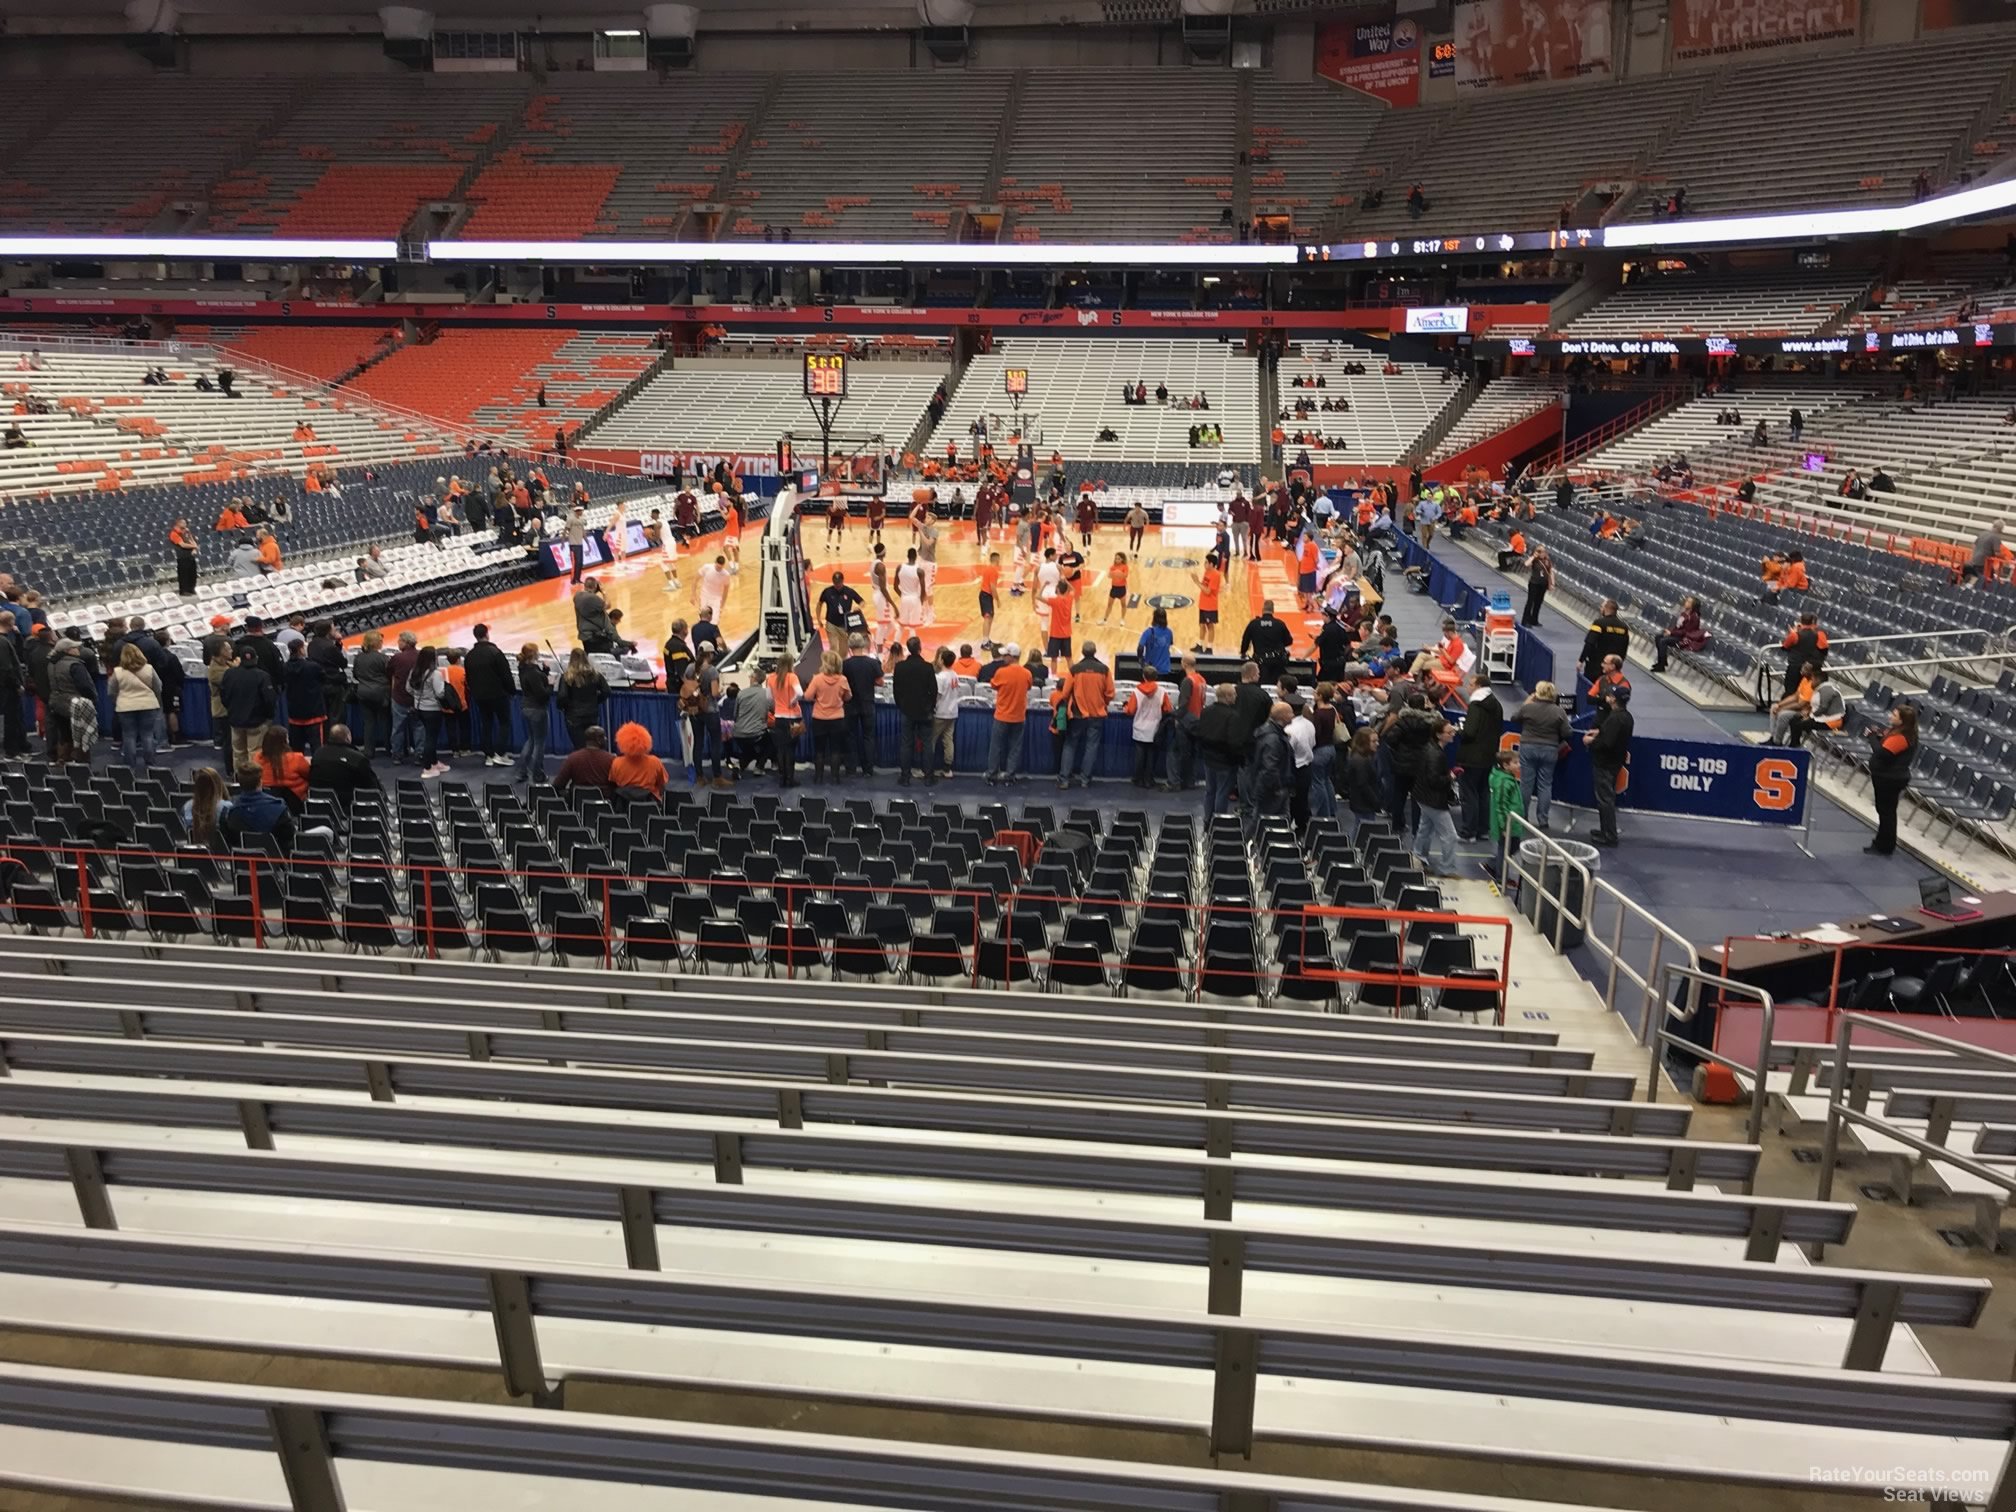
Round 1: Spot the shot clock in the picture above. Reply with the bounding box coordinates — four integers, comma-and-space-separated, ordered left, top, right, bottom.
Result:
803, 352, 848, 399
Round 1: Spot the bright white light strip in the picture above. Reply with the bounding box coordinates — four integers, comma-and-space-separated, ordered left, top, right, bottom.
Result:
0, 236, 399, 261
1602, 177, 2016, 250
428, 239, 1300, 267
602, 28, 642, 35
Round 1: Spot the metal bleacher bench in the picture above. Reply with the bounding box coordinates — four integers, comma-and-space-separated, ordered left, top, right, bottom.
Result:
0, 1131, 1964, 1371
0, 1361, 1662, 1512
4, 1223, 2011, 1497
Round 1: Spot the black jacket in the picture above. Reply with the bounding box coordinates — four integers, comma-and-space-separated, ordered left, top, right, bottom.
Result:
280, 656, 326, 723
1250, 721, 1292, 808
219, 664, 276, 728
308, 634, 350, 705
1579, 615, 1631, 681
1195, 702, 1245, 770
1229, 680, 1272, 747
518, 659, 553, 710
239, 632, 282, 682
1455, 691, 1503, 771
1383, 706, 1439, 781
0, 633, 19, 691
892, 653, 938, 721
1343, 751, 1382, 814
307, 741, 379, 808
464, 640, 514, 704
1413, 755, 1456, 811
557, 671, 607, 728
1588, 706, 1634, 766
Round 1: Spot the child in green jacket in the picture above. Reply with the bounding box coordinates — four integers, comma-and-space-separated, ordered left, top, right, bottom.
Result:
1488, 748, 1526, 850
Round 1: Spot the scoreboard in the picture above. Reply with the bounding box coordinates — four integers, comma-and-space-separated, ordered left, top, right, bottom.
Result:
803, 352, 848, 399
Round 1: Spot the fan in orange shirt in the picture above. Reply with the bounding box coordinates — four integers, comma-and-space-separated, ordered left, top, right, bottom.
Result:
256, 533, 282, 573
1042, 580, 1076, 669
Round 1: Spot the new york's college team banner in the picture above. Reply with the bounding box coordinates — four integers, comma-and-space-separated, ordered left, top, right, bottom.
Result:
1503, 727, 1813, 827
1454, 0, 1613, 89
1670, 0, 1860, 60
1316, 12, 1424, 107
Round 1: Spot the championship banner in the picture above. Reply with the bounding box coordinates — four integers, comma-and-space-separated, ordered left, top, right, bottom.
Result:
1501, 725, 1812, 827
1317, 12, 1424, 107
1453, 0, 1613, 89
1671, 0, 1860, 60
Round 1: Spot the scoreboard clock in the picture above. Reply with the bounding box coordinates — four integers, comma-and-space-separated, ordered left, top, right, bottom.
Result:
803, 352, 848, 399
1004, 367, 1029, 396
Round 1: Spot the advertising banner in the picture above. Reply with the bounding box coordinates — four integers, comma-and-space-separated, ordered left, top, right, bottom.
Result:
1453, 0, 1613, 88
1501, 727, 1813, 826
1671, 0, 1860, 60
1317, 12, 1424, 107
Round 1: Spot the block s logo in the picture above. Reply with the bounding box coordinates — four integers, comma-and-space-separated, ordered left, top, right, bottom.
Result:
1753, 757, 1798, 812
546, 305, 558, 320
823, 308, 835, 322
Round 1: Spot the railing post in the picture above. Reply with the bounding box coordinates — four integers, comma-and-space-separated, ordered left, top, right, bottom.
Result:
248, 857, 263, 948
75, 848, 92, 940
422, 863, 436, 960
600, 875, 612, 969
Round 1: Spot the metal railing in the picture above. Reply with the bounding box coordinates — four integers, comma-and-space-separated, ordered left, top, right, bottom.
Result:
1646, 962, 1776, 1191
1588, 875, 1702, 1039
1813, 1010, 2016, 1262
1496, 810, 1591, 953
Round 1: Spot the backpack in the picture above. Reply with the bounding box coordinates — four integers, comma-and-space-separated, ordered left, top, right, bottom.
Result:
437, 676, 464, 714
1050, 698, 1070, 734
678, 674, 703, 716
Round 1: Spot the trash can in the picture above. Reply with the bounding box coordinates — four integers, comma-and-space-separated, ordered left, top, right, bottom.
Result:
1517, 838, 1597, 949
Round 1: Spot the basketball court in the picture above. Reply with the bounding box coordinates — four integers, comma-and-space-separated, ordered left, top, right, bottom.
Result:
366, 510, 1341, 672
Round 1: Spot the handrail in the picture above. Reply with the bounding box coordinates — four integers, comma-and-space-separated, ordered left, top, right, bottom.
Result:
1647, 962, 1776, 1193
1497, 810, 1592, 954
1587, 875, 1701, 1039
1814, 1009, 2016, 1261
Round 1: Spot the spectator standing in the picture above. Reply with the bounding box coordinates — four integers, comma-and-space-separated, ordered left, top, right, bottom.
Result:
351, 631, 390, 755
204, 637, 234, 767
1250, 703, 1294, 820
1238, 600, 1294, 684
280, 640, 327, 754
408, 647, 450, 779
387, 632, 419, 764
932, 647, 961, 774
1125, 667, 1171, 789
1195, 682, 1244, 814
464, 625, 515, 766
841, 633, 882, 777
1168, 653, 1207, 791
1522, 547, 1555, 628
1578, 599, 1632, 707
730, 674, 773, 778
766, 659, 804, 788
985, 648, 1040, 785
109, 643, 164, 768
514, 644, 552, 784
1584, 684, 1633, 848
1864, 703, 1918, 856
1454, 673, 1502, 841
1516, 680, 1571, 831
219, 643, 275, 773
558, 649, 608, 755
892, 637, 938, 785
1057, 640, 1116, 790
1342, 726, 1382, 822
1413, 723, 1461, 877
1780, 611, 1829, 701
805, 650, 852, 783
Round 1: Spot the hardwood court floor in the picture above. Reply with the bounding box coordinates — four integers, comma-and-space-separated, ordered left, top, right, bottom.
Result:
370, 519, 1333, 667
